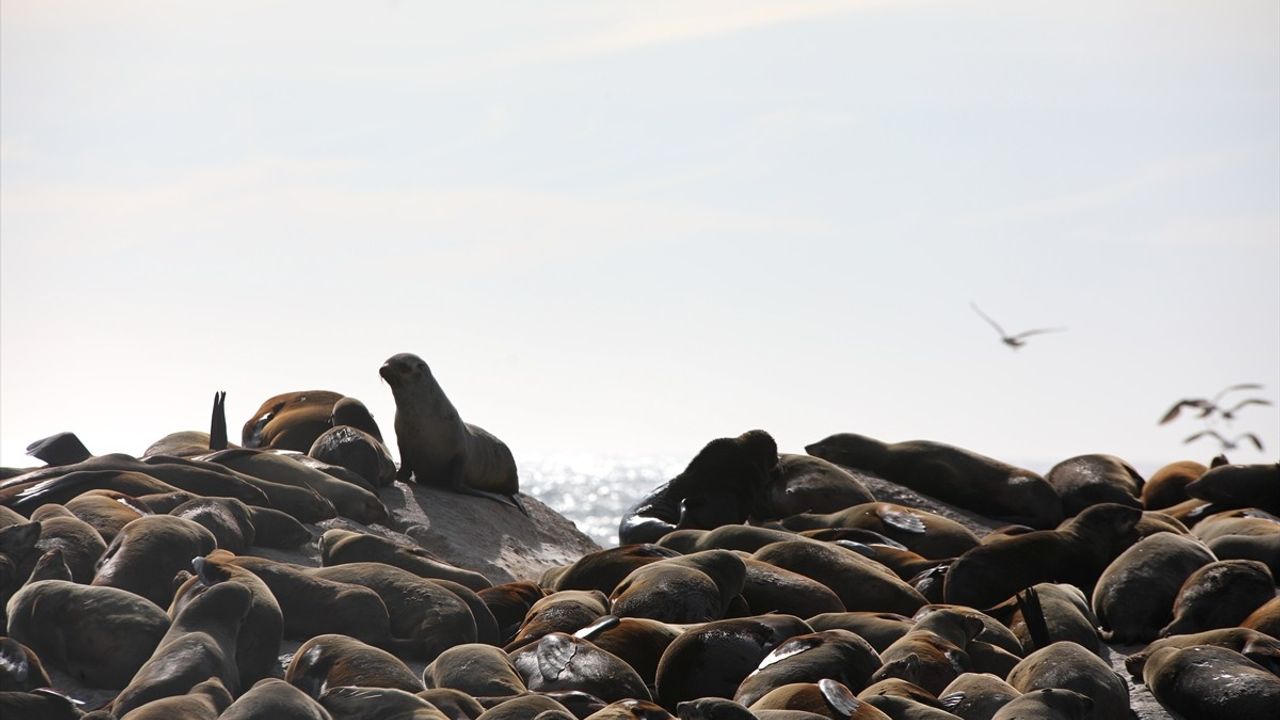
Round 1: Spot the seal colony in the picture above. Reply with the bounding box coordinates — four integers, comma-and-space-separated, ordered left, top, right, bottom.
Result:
1, 352, 1277, 720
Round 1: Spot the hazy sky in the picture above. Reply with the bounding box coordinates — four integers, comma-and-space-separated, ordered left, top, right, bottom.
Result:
3, 1, 1277, 474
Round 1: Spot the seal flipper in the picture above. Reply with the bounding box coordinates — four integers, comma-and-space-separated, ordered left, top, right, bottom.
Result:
209, 391, 228, 451
25, 432, 92, 466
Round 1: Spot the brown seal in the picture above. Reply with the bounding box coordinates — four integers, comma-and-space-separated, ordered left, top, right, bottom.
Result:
1043, 454, 1143, 516
1240, 596, 1280, 637
574, 616, 681, 692
1142, 645, 1280, 719
380, 353, 522, 508
5, 579, 170, 688
286, 634, 424, 697
310, 424, 397, 488
320, 686, 451, 720
1185, 461, 1280, 514
1089, 531, 1216, 643
983, 583, 1101, 656
618, 430, 778, 545
806, 433, 1062, 528
90, 514, 217, 608
320, 528, 492, 591
544, 544, 682, 595
0, 637, 52, 691
220, 678, 333, 720
509, 632, 651, 702
507, 590, 611, 650
752, 540, 927, 616
112, 581, 253, 716
944, 503, 1142, 609
740, 556, 846, 618
1142, 460, 1206, 510
939, 673, 1020, 720
199, 448, 387, 524
418, 688, 488, 720
755, 454, 875, 520
241, 390, 345, 451
117, 677, 232, 720
170, 553, 284, 690
1159, 559, 1274, 637
610, 550, 747, 624
749, 680, 874, 720
169, 496, 257, 553
586, 699, 672, 720
804, 613, 913, 654
654, 614, 812, 710
422, 643, 526, 698
866, 610, 984, 695
62, 490, 146, 543
1005, 642, 1129, 720
779, 503, 980, 560
27, 504, 107, 583
479, 581, 547, 645
734, 629, 881, 707
856, 678, 957, 719
1124, 627, 1280, 680
990, 689, 1092, 720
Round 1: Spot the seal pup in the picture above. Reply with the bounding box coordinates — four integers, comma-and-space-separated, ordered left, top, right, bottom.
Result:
320, 528, 491, 591
939, 673, 1020, 720
1141, 460, 1206, 510
421, 643, 526, 698
242, 390, 345, 451
609, 550, 747, 624
806, 434, 1061, 529
1004, 642, 1128, 720
26, 504, 106, 584
90, 514, 218, 608
755, 454, 875, 520
1142, 645, 1280, 719
753, 540, 928, 616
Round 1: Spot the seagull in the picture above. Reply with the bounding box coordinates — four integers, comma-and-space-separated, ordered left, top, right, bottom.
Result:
1183, 429, 1265, 453
970, 302, 1066, 349
1158, 384, 1269, 424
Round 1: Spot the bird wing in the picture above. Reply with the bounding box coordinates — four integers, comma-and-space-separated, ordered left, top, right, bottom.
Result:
1184, 429, 1226, 444
1010, 327, 1066, 340
1212, 383, 1265, 403
1225, 398, 1273, 414
1159, 399, 1210, 424
970, 302, 1007, 337
1239, 433, 1266, 452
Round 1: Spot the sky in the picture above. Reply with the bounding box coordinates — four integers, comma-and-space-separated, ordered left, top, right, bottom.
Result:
2, 0, 1277, 475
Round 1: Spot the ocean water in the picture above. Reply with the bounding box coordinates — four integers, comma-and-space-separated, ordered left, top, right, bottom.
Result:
519, 454, 684, 548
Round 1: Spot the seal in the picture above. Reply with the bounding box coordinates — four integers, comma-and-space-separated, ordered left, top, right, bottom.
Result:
321, 528, 492, 591
734, 629, 881, 707
417, 688, 488, 720
1159, 559, 1274, 637
117, 676, 232, 720
310, 424, 397, 488
1043, 454, 1143, 516
170, 554, 284, 690
609, 550, 747, 624
0, 637, 52, 692
618, 430, 778, 545
943, 503, 1142, 609
1005, 641, 1129, 720
90, 514, 217, 608
220, 678, 333, 720
286, 634, 425, 697
508, 632, 651, 702
866, 610, 984, 695
804, 613, 913, 654
740, 556, 846, 618
1239, 594, 1280, 637
0, 689, 85, 720
4, 578, 170, 688
111, 581, 254, 717
1185, 461, 1280, 515
1089, 531, 1216, 643
422, 643, 526, 698
939, 673, 1020, 720
990, 689, 1092, 720
574, 616, 681, 692
479, 581, 548, 645
748, 680, 872, 720
27, 504, 107, 584
1142, 645, 1280, 719
755, 454, 875, 520
1123, 627, 1280, 680
319, 686, 452, 720
653, 614, 812, 710
856, 678, 957, 719
544, 544, 682, 595
982, 583, 1101, 656
806, 433, 1062, 529
1142, 460, 1206, 510
752, 540, 927, 616
199, 448, 387, 524
241, 390, 345, 451
62, 490, 147, 544
169, 496, 257, 553
380, 353, 522, 510
474, 694, 574, 720
779, 503, 979, 560
507, 590, 611, 650
588, 699, 673, 720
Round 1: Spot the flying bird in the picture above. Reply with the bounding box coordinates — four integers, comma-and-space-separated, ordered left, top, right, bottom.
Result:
970, 302, 1066, 349
1183, 429, 1265, 453
1158, 384, 1269, 424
